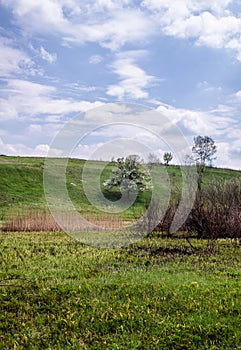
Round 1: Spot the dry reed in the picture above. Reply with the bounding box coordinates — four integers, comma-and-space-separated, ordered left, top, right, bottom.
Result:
2, 209, 125, 232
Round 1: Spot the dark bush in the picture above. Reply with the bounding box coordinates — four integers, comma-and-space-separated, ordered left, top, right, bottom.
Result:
184, 179, 241, 239
141, 179, 241, 240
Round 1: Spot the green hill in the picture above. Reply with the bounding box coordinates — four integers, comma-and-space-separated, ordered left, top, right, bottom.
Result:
0, 155, 240, 222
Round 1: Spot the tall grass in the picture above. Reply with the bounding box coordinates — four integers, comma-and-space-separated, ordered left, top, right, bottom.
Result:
2, 208, 125, 232
2, 209, 61, 232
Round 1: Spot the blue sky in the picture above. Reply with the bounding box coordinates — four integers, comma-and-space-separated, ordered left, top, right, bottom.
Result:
0, 0, 241, 169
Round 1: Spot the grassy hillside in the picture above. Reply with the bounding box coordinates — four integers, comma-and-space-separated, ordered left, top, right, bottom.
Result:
0, 156, 45, 210
0, 155, 240, 222
0, 156, 146, 218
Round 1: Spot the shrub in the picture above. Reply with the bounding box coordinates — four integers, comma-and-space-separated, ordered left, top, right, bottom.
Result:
184, 179, 241, 239
142, 179, 241, 241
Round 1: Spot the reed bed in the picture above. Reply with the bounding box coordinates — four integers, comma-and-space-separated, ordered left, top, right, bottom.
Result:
2, 209, 125, 232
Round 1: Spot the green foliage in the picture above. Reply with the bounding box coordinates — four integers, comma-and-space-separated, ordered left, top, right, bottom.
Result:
191, 135, 217, 191
192, 135, 217, 168
0, 232, 240, 349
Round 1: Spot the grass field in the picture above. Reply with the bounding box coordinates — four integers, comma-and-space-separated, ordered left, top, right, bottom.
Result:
0, 231, 240, 349
0, 156, 241, 349
0, 156, 148, 221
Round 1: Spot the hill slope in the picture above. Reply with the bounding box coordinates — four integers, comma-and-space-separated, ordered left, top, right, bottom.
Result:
0, 155, 240, 221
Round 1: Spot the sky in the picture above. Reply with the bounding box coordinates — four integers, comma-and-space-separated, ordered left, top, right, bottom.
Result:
0, 0, 241, 169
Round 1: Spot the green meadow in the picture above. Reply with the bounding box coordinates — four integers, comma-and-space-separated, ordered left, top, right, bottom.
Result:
1, 155, 240, 219
0, 156, 241, 349
0, 232, 240, 349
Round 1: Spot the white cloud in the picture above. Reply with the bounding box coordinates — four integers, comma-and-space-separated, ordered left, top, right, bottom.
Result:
1, 0, 68, 32
107, 54, 156, 99
90, 124, 163, 149
7, 79, 55, 96
59, 0, 82, 17
34, 143, 50, 155
89, 55, 103, 64
72, 139, 156, 161
215, 141, 241, 170
4, 0, 241, 58
1, 100, 239, 168
154, 101, 241, 169
0, 136, 50, 156
156, 102, 234, 136
1, 79, 104, 120
39, 47, 57, 63
91, 0, 132, 12
0, 36, 38, 77
61, 8, 155, 51
45, 115, 63, 123
26, 124, 42, 135
2, 0, 241, 59
197, 81, 222, 92
63, 82, 97, 95
1, 0, 154, 50
234, 90, 241, 100
141, 0, 233, 17
58, 102, 241, 167
72, 142, 105, 160
141, 0, 241, 61
1, 1, 241, 169
196, 13, 241, 49
25, 123, 64, 140
0, 98, 18, 121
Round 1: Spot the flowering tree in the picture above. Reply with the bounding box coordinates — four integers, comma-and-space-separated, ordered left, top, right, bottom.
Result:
103, 155, 152, 200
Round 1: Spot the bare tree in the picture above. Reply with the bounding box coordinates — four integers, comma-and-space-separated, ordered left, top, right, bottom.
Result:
147, 152, 161, 169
